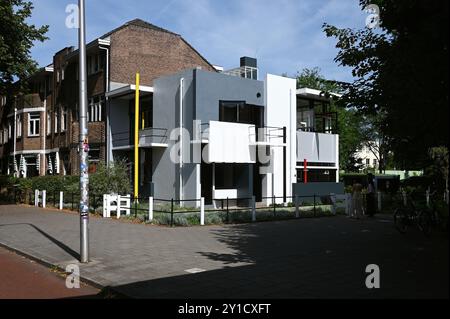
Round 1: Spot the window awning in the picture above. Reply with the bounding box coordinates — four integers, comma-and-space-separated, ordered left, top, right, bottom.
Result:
106, 85, 154, 100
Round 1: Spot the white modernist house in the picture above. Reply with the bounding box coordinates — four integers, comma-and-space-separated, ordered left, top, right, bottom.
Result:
106, 57, 340, 206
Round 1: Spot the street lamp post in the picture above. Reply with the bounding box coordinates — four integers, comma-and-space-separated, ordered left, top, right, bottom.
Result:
78, 0, 89, 263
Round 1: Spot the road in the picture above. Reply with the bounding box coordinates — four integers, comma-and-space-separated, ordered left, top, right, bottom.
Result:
0, 246, 99, 299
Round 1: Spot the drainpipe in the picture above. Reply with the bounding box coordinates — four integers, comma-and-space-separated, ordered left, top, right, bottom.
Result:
13, 107, 17, 177
99, 45, 110, 166
42, 77, 47, 176
179, 78, 184, 202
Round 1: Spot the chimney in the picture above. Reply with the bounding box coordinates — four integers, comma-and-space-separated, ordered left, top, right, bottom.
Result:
240, 56, 258, 80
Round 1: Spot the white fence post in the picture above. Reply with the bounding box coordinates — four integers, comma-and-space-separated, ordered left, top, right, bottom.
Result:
252, 196, 256, 222
42, 190, 46, 208
378, 192, 382, 212
35, 189, 39, 207
402, 191, 407, 207
103, 195, 108, 218
426, 189, 431, 208
200, 197, 205, 226
445, 190, 449, 205
59, 191, 64, 210
149, 196, 154, 222
295, 195, 300, 218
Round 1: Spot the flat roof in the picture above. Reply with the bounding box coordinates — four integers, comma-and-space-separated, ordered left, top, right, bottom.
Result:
106, 84, 154, 99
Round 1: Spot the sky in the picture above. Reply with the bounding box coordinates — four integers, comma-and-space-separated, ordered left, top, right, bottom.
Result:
27, 0, 367, 83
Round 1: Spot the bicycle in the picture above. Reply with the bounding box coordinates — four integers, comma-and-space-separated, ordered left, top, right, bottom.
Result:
393, 194, 433, 237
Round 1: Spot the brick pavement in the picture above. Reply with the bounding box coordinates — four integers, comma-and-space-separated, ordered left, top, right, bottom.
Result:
0, 205, 448, 298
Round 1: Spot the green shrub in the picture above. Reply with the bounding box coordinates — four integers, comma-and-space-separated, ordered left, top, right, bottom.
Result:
90, 160, 131, 195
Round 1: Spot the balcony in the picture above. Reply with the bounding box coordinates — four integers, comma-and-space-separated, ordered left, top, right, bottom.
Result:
112, 128, 168, 151
139, 128, 169, 148
297, 130, 338, 164
198, 121, 286, 164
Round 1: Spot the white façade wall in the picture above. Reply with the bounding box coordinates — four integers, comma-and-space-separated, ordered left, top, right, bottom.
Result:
264, 74, 297, 204
297, 131, 338, 164
206, 121, 256, 164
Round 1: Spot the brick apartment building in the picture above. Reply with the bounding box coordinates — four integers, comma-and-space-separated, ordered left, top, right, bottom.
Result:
0, 19, 216, 177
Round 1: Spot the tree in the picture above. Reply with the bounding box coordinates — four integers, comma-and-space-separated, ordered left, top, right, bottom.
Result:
295, 68, 365, 171
0, 1, 49, 96
323, 0, 449, 170
359, 113, 392, 174
427, 147, 449, 192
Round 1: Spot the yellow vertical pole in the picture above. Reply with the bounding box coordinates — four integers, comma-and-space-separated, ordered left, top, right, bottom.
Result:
134, 73, 140, 199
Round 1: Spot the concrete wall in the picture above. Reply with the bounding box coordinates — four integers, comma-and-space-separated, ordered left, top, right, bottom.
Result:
151, 68, 266, 201
293, 182, 344, 197
264, 74, 297, 204
195, 70, 265, 123
152, 69, 197, 200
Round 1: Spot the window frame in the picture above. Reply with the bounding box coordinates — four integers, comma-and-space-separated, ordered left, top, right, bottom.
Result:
28, 112, 41, 137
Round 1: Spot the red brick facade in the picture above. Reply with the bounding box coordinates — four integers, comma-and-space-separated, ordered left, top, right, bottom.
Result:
0, 19, 216, 177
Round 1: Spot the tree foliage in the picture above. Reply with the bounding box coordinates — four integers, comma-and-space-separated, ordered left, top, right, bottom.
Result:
0, 0, 48, 96
323, 0, 449, 170
426, 147, 449, 191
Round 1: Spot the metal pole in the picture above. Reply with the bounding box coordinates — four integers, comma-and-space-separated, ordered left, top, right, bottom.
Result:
78, 0, 89, 263
134, 73, 140, 200
13, 108, 17, 178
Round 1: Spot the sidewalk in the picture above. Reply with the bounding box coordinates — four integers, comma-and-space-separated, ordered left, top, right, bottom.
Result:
0, 205, 448, 298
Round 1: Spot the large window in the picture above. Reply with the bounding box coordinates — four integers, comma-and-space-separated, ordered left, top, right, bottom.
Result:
297, 169, 337, 183
297, 98, 337, 134
28, 112, 40, 137
87, 54, 104, 75
219, 101, 264, 127
215, 164, 247, 189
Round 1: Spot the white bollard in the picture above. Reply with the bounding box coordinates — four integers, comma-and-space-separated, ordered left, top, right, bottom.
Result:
59, 191, 64, 210
35, 189, 39, 207
252, 196, 256, 222
295, 195, 300, 218
200, 197, 205, 226
149, 197, 154, 222
378, 192, 382, 212
42, 190, 46, 208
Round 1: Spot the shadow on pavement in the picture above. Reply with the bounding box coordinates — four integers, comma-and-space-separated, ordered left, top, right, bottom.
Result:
0, 223, 80, 260
105, 218, 449, 299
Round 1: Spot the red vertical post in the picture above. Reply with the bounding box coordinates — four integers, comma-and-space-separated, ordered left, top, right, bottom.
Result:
304, 159, 308, 184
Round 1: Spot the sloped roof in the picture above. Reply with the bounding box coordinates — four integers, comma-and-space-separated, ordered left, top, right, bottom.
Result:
99, 19, 215, 71
101, 18, 179, 39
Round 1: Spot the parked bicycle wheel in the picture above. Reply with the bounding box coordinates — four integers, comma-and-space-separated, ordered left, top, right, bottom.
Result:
418, 210, 432, 237
394, 207, 408, 234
